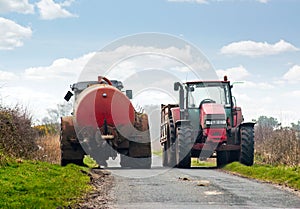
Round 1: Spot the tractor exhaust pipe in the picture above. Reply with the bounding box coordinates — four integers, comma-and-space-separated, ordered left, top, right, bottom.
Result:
174, 82, 185, 120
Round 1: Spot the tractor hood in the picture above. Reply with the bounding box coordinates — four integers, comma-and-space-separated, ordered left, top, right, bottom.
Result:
200, 103, 226, 128
201, 103, 226, 116
200, 103, 227, 141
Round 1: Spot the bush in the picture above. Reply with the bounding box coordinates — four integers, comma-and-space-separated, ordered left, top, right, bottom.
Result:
255, 126, 300, 166
34, 123, 60, 136
0, 105, 37, 159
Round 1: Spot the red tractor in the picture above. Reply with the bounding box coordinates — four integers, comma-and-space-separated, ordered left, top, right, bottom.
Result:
61, 76, 152, 168
160, 76, 254, 168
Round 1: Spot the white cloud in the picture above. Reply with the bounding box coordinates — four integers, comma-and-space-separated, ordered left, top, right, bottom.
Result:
283, 65, 300, 83
0, 17, 32, 50
59, 0, 75, 7
283, 90, 300, 98
24, 52, 95, 80
0, 0, 34, 14
36, 0, 77, 20
0, 71, 18, 81
216, 65, 250, 81
257, 0, 269, 3
240, 81, 275, 90
221, 40, 299, 57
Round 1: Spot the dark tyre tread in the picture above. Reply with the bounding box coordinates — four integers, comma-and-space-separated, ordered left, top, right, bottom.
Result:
240, 126, 254, 166
168, 119, 177, 167
217, 151, 228, 168
120, 154, 151, 169
176, 126, 192, 168
60, 117, 85, 166
162, 142, 168, 167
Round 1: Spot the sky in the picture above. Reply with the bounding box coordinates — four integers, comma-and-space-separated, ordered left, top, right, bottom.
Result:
0, 0, 299, 126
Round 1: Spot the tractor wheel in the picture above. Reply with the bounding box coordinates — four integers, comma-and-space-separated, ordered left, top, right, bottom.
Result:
229, 150, 240, 163
176, 125, 192, 168
240, 126, 254, 166
217, 151, 228, 168
162, 142, 168, 167
167, 119, 177, 167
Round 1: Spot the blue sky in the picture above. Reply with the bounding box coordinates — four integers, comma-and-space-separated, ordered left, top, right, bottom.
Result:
0, 0, 299, 126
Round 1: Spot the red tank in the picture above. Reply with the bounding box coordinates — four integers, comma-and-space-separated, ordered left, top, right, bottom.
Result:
60, 76, 152, 168
74, 84, 135, 129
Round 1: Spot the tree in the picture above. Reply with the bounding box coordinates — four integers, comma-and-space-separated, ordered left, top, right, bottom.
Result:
257, 116, 279, 129
42, 102, 72, 124
291, 121, 300, 131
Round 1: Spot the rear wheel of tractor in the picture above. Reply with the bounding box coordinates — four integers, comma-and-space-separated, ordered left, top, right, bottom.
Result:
217, 151, 228, 168
167, 119, 177, 167
176, 125, 192, 168
240, 126, 254, 166
162, 142, 168, 167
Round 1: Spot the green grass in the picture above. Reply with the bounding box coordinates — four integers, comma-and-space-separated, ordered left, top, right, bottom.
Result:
0, 160, 92, 209
223, 162, 300, 190
191, 158, 216, 167
83, 155, 99, 168
152, 150, 162, 157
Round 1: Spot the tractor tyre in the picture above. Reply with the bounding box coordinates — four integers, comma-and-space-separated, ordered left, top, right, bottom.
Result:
217, 151, 228, 168
162, 142, 168, 167
176, 125, 192, 168
240, 126, 254, 166
167, 119, 177, 167
229, 150, 240, 163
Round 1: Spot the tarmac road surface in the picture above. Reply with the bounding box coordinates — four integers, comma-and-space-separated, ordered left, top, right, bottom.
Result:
106, 155, 300, 209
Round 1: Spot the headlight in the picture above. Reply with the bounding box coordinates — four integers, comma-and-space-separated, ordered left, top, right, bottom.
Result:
205, 119, 226, 126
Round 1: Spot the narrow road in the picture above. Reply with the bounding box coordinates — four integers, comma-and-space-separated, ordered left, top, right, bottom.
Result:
105, 156, 300, 209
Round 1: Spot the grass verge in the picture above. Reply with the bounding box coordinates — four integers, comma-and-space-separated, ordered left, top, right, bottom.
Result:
152, 150, 162, 157
191, 158, 216, 167
223, 162, 300, 191
0, 160, 92, 209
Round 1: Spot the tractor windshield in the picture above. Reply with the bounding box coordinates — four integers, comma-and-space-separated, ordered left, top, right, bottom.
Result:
187, 82, 231, 108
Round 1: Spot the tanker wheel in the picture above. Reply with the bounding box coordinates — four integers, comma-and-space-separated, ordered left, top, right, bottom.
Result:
120, 154, 151, 169
61, 159, 85, 166
240, 126, 254, 166
60, 117, 85, 166
176, 125, 192, 168
61, 142, 85, 166
217, 151, 228, 168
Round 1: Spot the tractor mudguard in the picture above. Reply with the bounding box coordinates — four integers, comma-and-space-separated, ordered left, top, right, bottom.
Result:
239, 122, 256, 129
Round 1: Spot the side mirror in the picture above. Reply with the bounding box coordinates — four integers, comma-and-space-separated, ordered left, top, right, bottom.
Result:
174, 82, 180, 91
126, 90, 133, 99
64, 91, 73, 102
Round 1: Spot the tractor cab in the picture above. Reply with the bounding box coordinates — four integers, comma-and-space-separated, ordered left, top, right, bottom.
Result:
185, 81, 229, 143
